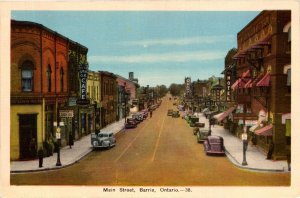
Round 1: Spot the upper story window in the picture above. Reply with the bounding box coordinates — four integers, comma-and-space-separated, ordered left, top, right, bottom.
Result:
46, 65, 52, 92
287, 68, 291, 86
21, 61, 34, 92
60, 67, 64, 92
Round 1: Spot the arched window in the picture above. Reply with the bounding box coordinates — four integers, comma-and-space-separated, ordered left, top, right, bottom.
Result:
21, 61, 34, 92
60, 67, 64, 92
46, 65, 52, 92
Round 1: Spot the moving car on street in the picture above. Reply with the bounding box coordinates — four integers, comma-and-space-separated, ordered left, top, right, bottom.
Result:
196, 129, 210, 143
203, 136, 225, 155
167, 109, 173, 116
91, 131, 116, 149
172, 111, 180, 118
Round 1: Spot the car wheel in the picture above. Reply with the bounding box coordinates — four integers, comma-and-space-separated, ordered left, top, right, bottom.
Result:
93, 141, 98, 147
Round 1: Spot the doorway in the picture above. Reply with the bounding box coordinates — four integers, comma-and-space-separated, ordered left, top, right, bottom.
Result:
19, 114, 37, 159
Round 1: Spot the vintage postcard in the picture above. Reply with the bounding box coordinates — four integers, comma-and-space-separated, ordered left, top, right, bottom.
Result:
0, 1, 299, 198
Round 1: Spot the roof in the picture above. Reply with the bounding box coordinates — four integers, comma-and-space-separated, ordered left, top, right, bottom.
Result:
115, 74, 140, 87
11, 20, 88, 51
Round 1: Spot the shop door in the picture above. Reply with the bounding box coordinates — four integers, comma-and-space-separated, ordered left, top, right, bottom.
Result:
19, 114, 37, 159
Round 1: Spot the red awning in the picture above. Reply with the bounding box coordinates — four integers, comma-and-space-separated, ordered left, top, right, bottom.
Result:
256, 73, 270, 87
231, 79, 240, 90
244, 79, 253, 88
213, 106, 236, 122
255, 124, 273, 136
242, 70, 250, 78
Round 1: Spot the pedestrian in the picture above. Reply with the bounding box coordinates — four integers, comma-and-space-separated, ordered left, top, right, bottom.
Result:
150, 110, 152, 118
266, 141, 274, 160
69, 133, 74, 149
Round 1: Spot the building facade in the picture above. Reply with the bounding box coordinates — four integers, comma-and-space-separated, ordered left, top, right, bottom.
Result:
230, 11, 291, 159
99, 71, 117, 128
11, 20, 88, 160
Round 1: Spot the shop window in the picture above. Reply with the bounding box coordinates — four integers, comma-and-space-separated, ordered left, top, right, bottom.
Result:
46, 65, 52, 92
60, 67, 64, 92
21, 61, 34, 92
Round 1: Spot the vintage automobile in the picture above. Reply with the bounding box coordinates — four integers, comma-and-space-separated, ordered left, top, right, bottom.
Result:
132, 113, 143, 123
203, 136, 225, 155
91, 131, 116, 149
194, 122, 205, 128
140, 110, 148, 119
172, 111, 180, 118
125, 119, 137, 129
196, 129, 210, 143
127, 118, 139, 125
188, 116, 199, 127
167, 109, 173, 116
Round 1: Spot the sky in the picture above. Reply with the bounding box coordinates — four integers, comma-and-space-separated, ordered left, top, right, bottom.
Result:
12, 11, 260, 87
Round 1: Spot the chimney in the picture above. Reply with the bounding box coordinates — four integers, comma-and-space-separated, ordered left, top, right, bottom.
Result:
129, 72, 134, 80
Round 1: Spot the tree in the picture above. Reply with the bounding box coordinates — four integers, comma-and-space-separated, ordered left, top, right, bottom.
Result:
169, 83, 185, 96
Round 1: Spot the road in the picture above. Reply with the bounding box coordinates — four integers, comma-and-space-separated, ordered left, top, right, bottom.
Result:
11, 95, 290, 186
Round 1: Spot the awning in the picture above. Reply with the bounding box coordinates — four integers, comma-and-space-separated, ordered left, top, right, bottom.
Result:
255, 124, 273, 136
202, 108, 209, 113
231, 78, 246, 90
282, 113, 291, 124
213, 106, 236, 122
256, 73, 270, 87
242, 70, 250, 78
244, 79, 253, 88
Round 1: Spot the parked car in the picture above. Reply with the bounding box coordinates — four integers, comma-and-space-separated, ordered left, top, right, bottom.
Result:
125, 119, 137, 129
194, 122, 205, 128
188, 116, 199, 127
132, 114, 143, 123
91, 131, 116, 149
203, 136, 225, 155
167, 109, 173, 116
172, 111, 180, 118
140, 110, 148, 119
127, 118, 138, 125
193, 127, 200, 135
196, 129, 210, 143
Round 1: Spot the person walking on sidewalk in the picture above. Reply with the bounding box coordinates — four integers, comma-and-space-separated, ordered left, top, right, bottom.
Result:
150, 110, 153, 118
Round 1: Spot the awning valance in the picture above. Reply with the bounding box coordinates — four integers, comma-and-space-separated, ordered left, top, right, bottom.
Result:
213, 106, 236, 122
255, 124, 273, 136
256, 73, 270, 87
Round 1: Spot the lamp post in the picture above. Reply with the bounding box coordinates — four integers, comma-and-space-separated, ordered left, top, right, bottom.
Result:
55, 124, 62, 166
242, 126, 248, 166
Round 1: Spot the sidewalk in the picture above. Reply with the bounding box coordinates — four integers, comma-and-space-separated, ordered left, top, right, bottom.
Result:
11, 118, 126, 173
196, 113, 289, 172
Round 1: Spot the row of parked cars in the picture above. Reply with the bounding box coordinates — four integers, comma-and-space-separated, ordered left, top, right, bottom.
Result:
90, 103, 162, 150
186, 113, 225, 156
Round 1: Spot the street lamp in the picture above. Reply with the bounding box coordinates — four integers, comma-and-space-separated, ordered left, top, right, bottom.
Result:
242, 126, 248, 166
55, 123, 62, 166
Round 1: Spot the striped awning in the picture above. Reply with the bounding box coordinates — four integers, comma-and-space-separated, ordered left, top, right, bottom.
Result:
255, 124, 273, 136
213, 106, 236, 122
256, 73, 270, 87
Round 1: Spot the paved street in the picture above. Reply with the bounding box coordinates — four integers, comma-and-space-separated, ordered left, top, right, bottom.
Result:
11, 96, 290, 186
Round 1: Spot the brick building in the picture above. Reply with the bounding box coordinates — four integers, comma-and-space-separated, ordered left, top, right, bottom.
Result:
10, 20, 88, 160
229, 11, 291, 159
99, 71, 117, 128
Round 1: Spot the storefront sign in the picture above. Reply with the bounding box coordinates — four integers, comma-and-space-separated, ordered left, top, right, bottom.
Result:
76, 98, 90, 105
79, 65, 88, 100
59, 110, 74, 118
69, 97, 77, 106
11, 97, 42, 104
226, 71, 232, 101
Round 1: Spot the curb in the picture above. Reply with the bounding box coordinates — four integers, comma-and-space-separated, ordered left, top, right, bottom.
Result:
224, 149, 286, 173
10, 148, 93, 174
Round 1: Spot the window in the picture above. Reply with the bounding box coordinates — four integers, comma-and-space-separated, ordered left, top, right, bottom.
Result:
21, 61, 34, 92
46, 65, 52, 92
287, 68, 291, 86
60, 67, 64, 92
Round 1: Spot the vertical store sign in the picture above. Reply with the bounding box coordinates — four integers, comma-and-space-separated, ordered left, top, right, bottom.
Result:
226, 70, 232, 102
79, 64, 88, 100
